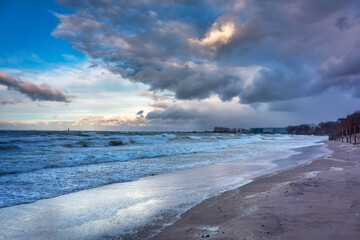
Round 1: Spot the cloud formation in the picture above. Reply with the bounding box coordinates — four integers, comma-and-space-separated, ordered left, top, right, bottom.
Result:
188, 16, 239, 54
53, 0, 360, 104
0, 97, 23, 105
0, 114, 149, 131
73, 115, 147, 127
0, 72, 73, 102
319, 47, 360, 79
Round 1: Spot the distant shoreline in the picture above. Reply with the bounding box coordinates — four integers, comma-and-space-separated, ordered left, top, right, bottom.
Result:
0, 129, 328, 136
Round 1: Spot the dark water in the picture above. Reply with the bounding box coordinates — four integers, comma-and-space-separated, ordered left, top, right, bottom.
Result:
0, 131, 326, 208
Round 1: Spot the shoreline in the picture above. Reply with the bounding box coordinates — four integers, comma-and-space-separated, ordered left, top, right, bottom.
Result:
0, 136, 327, 240
152, 141, 360, 240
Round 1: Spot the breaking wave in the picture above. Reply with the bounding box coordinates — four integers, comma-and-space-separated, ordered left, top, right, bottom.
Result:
0, 130, 327, 208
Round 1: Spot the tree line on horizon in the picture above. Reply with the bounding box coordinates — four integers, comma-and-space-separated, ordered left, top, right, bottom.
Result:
286, 110, 360, 142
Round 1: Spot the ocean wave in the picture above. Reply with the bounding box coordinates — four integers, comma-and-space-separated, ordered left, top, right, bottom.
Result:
0, 132, 328, 208
109, 140, 126, 146
0, 144, 20, 151
0, 132, 285, 176
187, 136, 202, 140
0, 134, 264, 176
189, 135, 222, 140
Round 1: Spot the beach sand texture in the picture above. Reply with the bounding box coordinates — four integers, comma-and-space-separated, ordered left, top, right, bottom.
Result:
152, 141, 360, 240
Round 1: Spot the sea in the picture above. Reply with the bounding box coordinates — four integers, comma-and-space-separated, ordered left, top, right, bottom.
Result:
0, 131, 329, 239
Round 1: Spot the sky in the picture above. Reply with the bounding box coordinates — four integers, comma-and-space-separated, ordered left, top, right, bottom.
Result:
1, 0, 360, 131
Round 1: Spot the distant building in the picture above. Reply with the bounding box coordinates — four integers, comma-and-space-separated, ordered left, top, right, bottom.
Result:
250, 128, 287, 134
238, 128, 250, 134
214, 127, 231, 133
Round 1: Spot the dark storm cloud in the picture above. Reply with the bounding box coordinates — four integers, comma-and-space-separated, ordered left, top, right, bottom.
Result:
146, 105, 204, 121
251, 0, 353, 24
53, 0, 360, 104
136, 66, 243, 101
335, 16, 350, 30
319, 48, 360, 79
317, 44, 360, 97
239, 63, 319, 104
0, 73, 73, 102
145, 100, 287, 130
268, 101, 297, 112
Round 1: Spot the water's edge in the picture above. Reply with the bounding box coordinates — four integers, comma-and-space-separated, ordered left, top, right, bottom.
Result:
144, 142, 331, 240
0, 140, 330, 240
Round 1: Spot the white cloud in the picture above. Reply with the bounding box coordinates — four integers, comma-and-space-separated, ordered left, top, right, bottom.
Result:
189, 20, 237, 52
0, 61, 154, 123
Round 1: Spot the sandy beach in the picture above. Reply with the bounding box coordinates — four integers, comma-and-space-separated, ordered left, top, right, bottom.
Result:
152, 141, 360, 240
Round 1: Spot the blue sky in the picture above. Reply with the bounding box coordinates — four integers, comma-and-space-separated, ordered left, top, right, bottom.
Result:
1, 0, 360, 130
0, 0, 86, 70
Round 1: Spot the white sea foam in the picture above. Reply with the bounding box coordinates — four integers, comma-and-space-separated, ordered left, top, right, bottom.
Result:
0, 132, 327, 209
187, 135, 203, 140
0, 135, 329, 239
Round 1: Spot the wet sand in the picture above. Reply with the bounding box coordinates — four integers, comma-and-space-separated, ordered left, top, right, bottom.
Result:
152, 141, 360, 240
